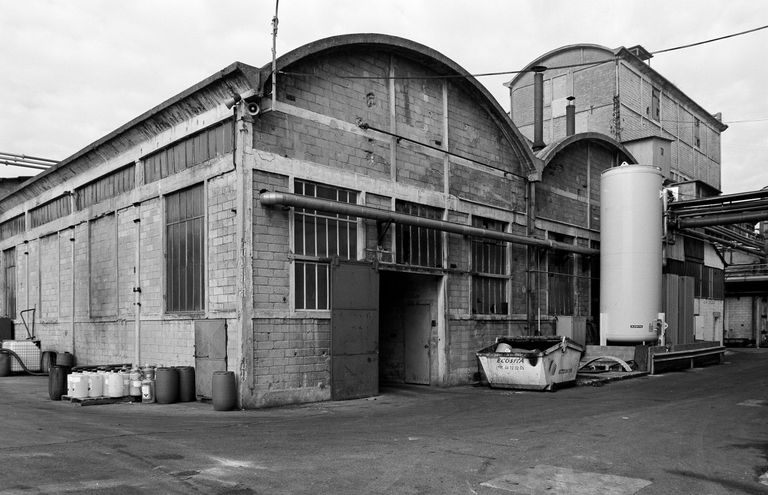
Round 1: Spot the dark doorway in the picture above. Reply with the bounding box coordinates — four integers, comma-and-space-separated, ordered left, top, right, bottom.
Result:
379, 272, 439, 386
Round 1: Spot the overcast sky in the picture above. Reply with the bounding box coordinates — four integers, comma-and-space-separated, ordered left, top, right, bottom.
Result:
1, 0, 767, 194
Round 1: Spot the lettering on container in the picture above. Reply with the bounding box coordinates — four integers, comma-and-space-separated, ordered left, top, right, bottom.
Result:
495, 356, 525, 371
629, 324, 644, 328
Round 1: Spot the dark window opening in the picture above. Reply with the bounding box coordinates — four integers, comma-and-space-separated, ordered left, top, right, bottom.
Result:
166, 184, 205, 313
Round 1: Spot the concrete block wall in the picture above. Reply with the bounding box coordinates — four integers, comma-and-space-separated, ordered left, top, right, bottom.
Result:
724, 296, 754, 340
117, 207, 138, 317
89, 214, 117, 317
40, 234, 59, 321
250, 318, 331, 407
252, 171, 290, 312
207, 172, 237, 313
139, 198, 163, 316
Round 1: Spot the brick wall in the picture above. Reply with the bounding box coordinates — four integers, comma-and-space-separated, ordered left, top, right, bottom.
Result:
117, 207, 137, 316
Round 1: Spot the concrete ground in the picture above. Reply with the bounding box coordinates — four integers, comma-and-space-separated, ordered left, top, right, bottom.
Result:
0, 349, 766, 494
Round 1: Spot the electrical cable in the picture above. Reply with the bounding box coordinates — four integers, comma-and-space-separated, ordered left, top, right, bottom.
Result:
279, 24, 768, 80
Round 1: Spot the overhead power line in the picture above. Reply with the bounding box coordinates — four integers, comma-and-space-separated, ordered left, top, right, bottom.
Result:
280, 24, 768, 80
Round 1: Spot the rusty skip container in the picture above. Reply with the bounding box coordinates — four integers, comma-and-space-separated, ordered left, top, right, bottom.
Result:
476, 336, 584, 391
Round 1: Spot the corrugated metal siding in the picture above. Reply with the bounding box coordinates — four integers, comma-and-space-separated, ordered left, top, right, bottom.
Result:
144, 120, 234, 184
0, 215, 25, 241
30, 195, 71, 229
77, 165, 135, 210
166, 184, 205, 312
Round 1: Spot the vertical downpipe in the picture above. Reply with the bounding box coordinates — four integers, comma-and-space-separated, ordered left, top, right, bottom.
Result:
70, 228, 76, 354
134, 208, 141, 367
532, 66, 547, 151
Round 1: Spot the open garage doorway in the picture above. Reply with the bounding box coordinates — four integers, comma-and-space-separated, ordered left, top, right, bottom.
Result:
379, 271, 440, 386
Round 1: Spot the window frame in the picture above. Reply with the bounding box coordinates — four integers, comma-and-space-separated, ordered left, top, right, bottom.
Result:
165, 184, 205, 314
470, 216, 509, 316
292, 179, 359, 311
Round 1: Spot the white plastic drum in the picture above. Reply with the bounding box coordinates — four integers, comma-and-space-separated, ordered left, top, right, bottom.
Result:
71, 374, 88, 399
87, 373, 104, 398
599, 164, 663, 344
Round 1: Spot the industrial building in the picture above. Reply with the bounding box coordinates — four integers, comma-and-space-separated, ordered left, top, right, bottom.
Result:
506, 43, 742, 346
0, 34, 748, 408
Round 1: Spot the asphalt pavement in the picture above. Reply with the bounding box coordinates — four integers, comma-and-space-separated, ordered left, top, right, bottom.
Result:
0, 349, 766, 494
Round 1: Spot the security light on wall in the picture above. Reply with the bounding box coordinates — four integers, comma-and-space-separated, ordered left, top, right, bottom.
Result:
224, 94, 242, 109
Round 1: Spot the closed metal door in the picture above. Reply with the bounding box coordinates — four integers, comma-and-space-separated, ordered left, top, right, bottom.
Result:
194, 319, 227, 399
404, 304, 430, 385
331, 262, 379, 400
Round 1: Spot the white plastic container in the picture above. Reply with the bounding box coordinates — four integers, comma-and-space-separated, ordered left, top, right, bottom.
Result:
87, 373, 104, 398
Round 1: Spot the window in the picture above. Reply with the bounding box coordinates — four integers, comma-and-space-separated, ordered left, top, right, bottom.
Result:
166, 185, 205, 312
294, 180, 358, 310
395, 201, 443, 268
4, 248, 15, 319
694, 118, 701, 148
651, 87, 660, 121
472, 217, 508, 315
547, 233, 574, 315
0, 215, 24, 242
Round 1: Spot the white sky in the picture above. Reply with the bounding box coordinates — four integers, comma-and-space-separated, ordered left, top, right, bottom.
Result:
1, 0, 766, 194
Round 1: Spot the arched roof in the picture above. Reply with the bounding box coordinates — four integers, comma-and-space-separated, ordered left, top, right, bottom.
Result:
504, 43, 616, 89
536, 132, 637, 167
261, 33, 537, 175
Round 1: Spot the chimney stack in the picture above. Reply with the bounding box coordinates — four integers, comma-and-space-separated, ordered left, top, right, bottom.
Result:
566, 96, 576, 136
531, 66, 547, 151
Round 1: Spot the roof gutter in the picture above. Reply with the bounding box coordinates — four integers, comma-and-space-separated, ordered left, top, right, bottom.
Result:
260, 191, 598, 255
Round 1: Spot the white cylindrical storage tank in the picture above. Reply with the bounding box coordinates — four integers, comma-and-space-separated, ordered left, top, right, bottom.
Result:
600, 165, 663, 344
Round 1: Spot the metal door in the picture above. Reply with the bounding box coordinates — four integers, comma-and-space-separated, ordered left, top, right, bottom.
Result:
404, 304, 431, 385
331, 262, 379, 400
194, 319, 227, 399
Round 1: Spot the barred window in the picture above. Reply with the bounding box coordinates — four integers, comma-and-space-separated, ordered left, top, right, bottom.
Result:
395, 201, 443, 268
294, 180, 358, 310
472, 217, 508, 315
166, 185, 205, 312
547, 233, 574, 315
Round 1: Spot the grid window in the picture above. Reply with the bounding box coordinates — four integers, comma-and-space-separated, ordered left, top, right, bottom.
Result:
651, 88, 660, 121
471, 217, 507, 315
4, 248, 15, 319
166, 185, 205, 312
294, 180, 357, 310
547, 233, 574, 315
395, 201, 443, 268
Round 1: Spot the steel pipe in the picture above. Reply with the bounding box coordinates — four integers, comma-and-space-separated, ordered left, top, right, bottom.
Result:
260, 191, 598, 255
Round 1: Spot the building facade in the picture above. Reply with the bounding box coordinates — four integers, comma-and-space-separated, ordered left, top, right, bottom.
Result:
505, 44, 728, 195
0, 35, 639, 408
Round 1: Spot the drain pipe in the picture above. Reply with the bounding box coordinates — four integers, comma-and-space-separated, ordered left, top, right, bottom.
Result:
531, 66, 547, 151
133, 208, 141, 367
260, 191, 597, 255
70, 229, 76, 355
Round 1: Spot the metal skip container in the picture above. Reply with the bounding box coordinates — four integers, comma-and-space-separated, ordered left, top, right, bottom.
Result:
476, 336, 584, 391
